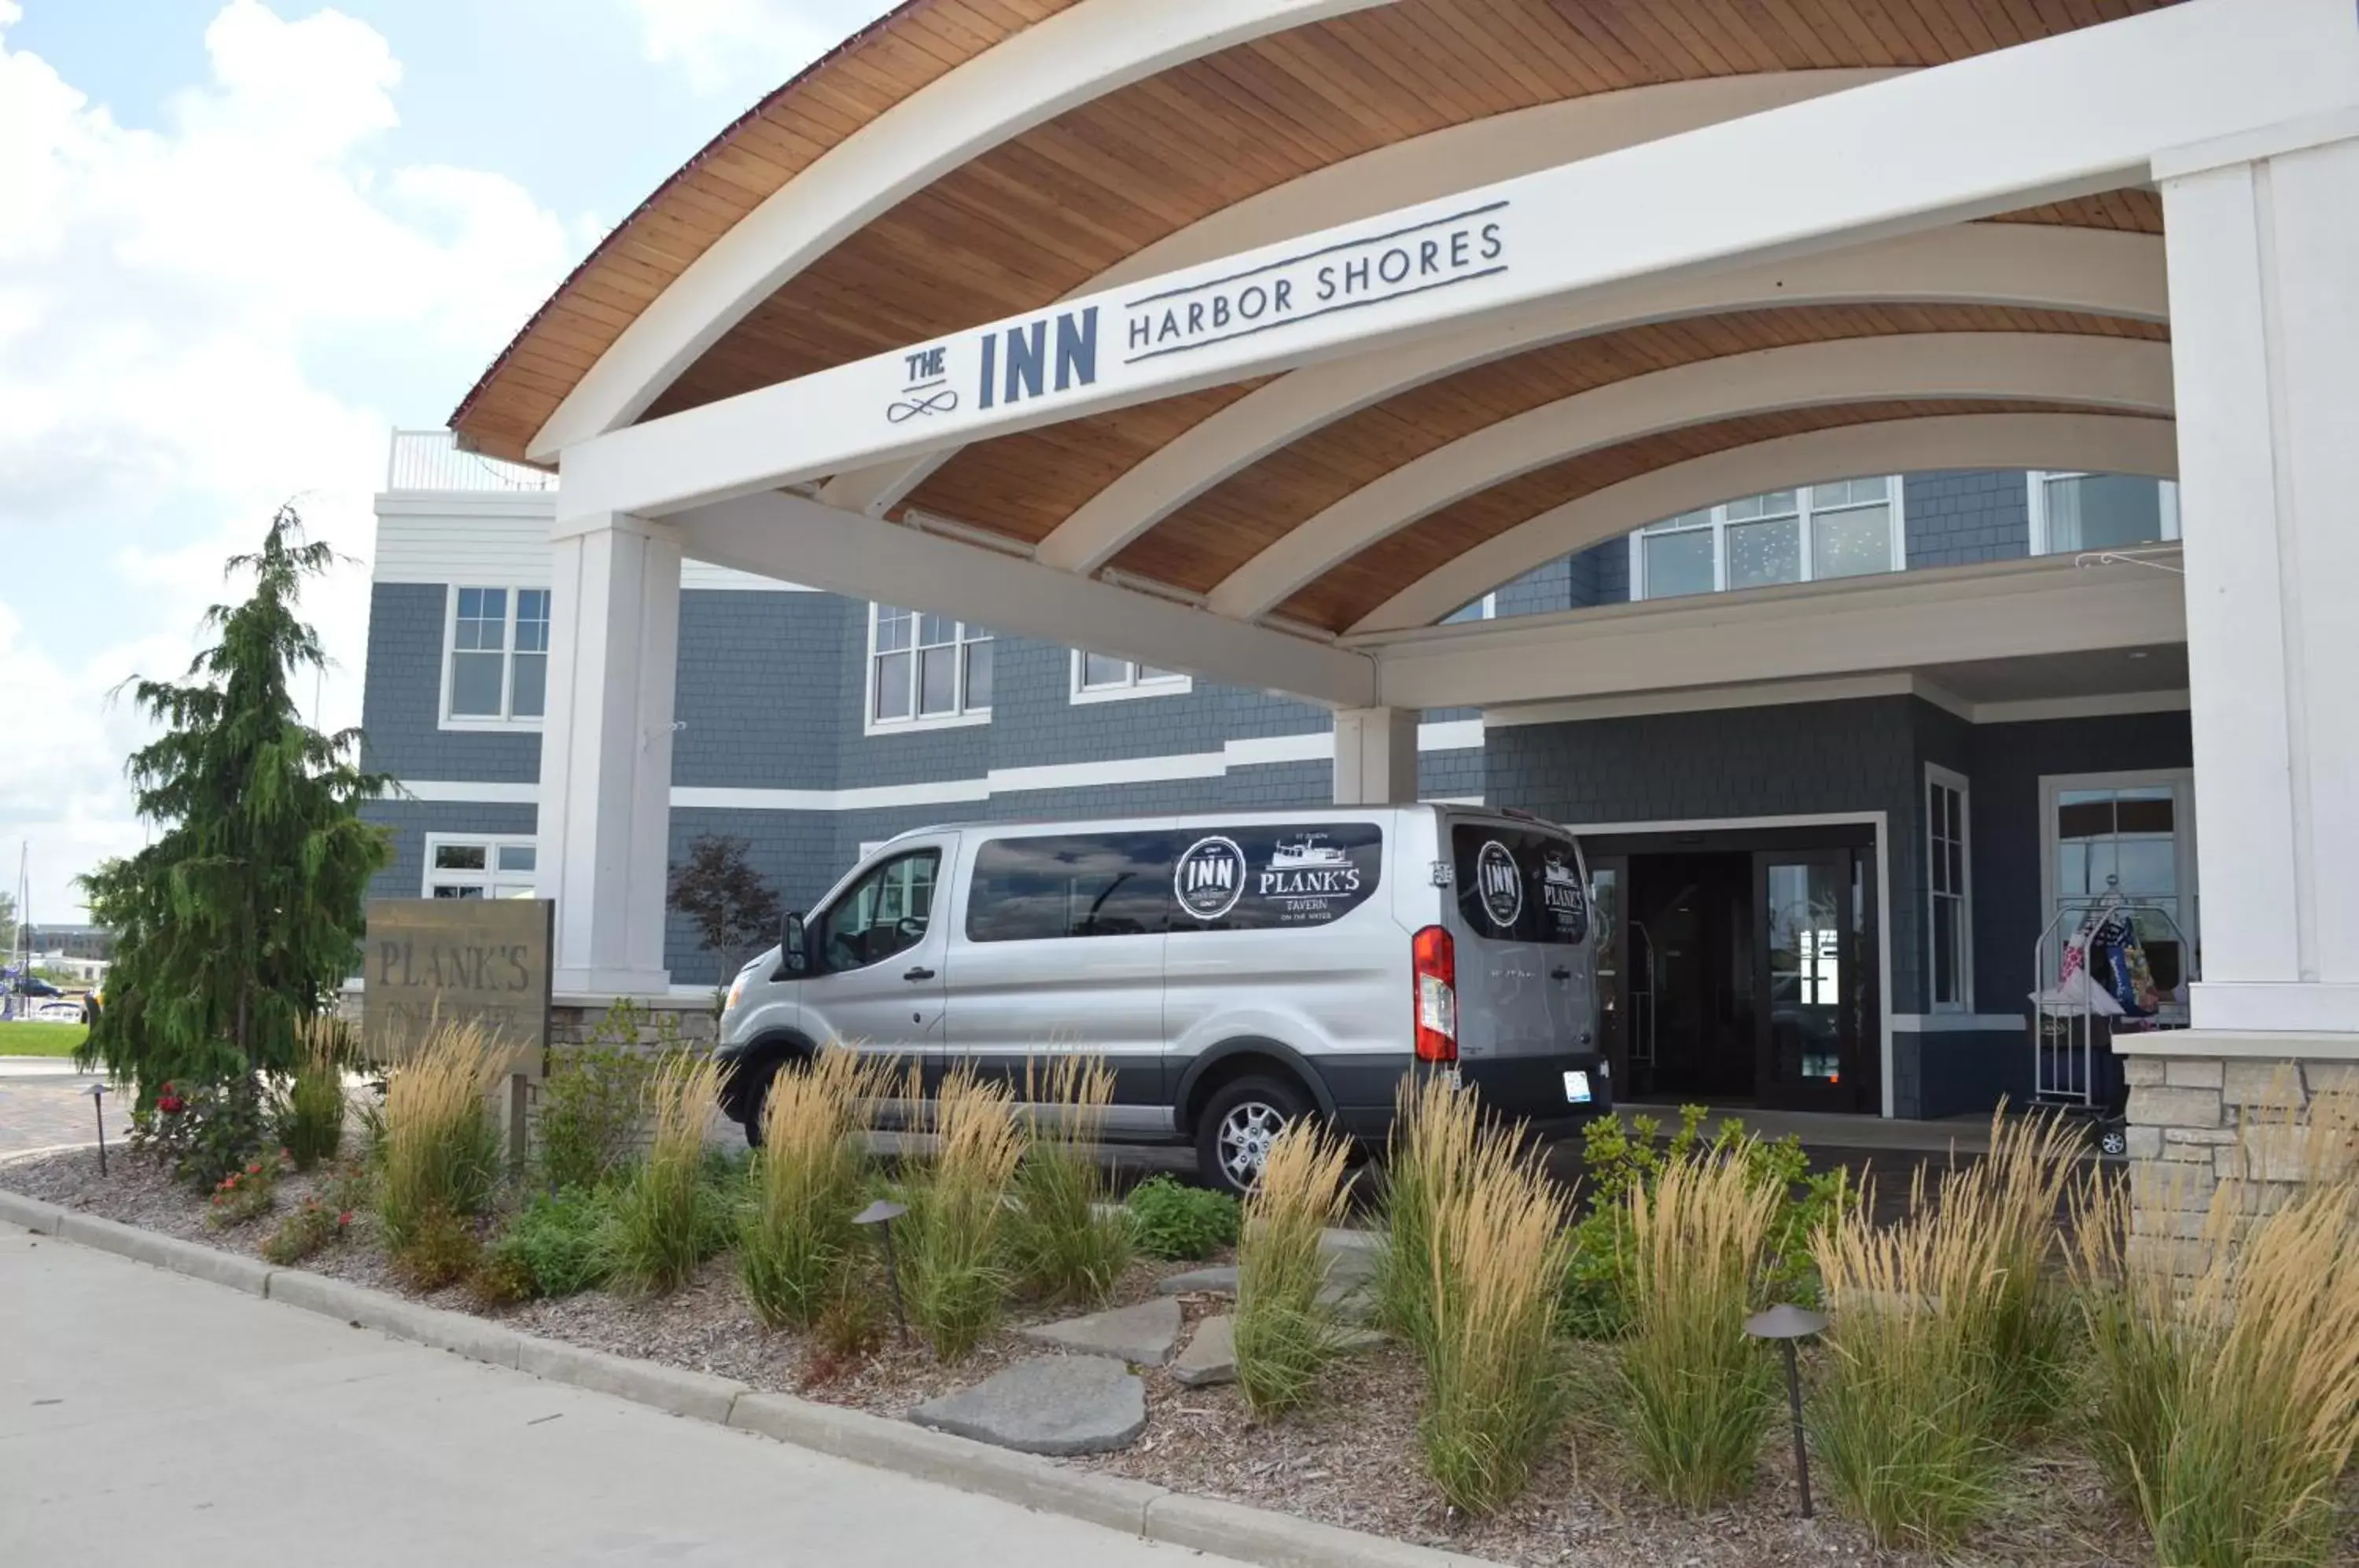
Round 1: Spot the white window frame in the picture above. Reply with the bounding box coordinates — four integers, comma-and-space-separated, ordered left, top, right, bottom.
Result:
1069, 650, 1192, 704
865, 603, 992, 734
1628, 476, 1907, 601
1925, 764, 1973, 1014
2026, 471, 2181, 556
2037, 767, 2200, 967
1440, 591, 1499, 625
421, 834, 539, 900
440, 584, 551, 731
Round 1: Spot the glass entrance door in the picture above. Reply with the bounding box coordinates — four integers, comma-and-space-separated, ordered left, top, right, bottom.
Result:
1754, 848, 1873, 1112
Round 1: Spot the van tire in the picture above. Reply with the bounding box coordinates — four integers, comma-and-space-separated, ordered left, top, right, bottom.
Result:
1195, 1074, 1312, 1198
733, 1058, 783, 1147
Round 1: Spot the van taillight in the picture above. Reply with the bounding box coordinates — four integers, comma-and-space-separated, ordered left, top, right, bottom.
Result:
1412, 925, 1457, 1064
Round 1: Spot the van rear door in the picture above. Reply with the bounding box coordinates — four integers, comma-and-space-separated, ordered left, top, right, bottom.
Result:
1444, 817, 1595, 1068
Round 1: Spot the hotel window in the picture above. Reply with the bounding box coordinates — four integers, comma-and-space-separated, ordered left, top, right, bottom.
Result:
869, 605, 992, 731
1927, 766, 1972, 1011
443, 587, 551, 726
1070, 651, 1191, 702
423, 836, 538, 900
1629, 477, 1904, 600
2026, 472, 2180, 556
2041, 771, 2198, 999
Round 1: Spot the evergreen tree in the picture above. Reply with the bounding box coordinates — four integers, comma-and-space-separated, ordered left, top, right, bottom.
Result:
80, 506, 391, 1095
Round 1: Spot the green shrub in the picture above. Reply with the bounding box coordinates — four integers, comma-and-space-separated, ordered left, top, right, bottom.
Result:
1007, 1056, 1133, 1305
739, 1048, 878, 1328
204, 1150, 287, 1228
392, 1207, 484, 1291
1559, 1106, 1845, 1339
134, 1077, 271, 1193
1125, 1175, 1238, 1261
275, 1018, 348, 1170
899, 1067, 1025, 1361
538, 1002, 664, 1191
486, 1187, 615, 1299
377, 1021, 505, 1258
607, 1052, 731, 1294
1233, 1122, 1352, 1417
1418, 1145, 1570, 1513
1617, 1150, 1782, 1509
260, 1194, 351, 1264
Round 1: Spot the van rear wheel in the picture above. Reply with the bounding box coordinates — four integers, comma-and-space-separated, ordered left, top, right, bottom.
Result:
1196, 1075, 1312, 1197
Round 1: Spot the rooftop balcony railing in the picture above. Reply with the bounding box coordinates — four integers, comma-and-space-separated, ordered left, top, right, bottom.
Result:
385, 428, 558, 494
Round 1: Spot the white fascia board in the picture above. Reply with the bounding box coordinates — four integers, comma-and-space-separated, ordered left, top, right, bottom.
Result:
1037, 223, 2163, 576
1369, 554, 2188, 712
1207, 333, 2174, 618
1361, 411, 2178, 631
529, 0, 1390, 462
557, 0, 2353, 520
395, 780, 542, 805
671, 491, 1376, 709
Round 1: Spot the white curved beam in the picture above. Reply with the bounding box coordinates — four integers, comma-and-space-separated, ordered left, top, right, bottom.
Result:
1032, 223, 2166, 573
1209, 333, 2174, 618
821, 68, 1901, 515
527, 0, 1391, 463
1354, 412, 2179, 633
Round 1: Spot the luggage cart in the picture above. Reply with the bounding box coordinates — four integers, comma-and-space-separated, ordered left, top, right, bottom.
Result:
2030, 878, 2196, 1158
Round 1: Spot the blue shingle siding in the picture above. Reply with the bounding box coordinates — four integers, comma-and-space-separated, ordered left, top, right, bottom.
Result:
1904, 469, 2031, 570
1496, 558, 1572, 618
675, 591, 846, 790
1573, 539, 1629, 607
359, 583, 540, 783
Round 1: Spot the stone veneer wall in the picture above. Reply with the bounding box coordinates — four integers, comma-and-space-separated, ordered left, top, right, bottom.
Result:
2123, 1052, 2359, 1257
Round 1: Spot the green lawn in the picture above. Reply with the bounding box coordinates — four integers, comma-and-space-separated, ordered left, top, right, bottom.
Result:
0, 1021, 86, 1058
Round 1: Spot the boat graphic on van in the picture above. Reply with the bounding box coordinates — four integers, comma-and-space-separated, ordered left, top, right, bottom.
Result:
1268, 834, 1350, 870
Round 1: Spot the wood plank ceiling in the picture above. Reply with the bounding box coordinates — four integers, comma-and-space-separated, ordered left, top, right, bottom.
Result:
451, 0, 2183, 630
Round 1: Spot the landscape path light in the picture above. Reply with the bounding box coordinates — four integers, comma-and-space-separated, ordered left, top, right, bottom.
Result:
853, 1198, 910, 1342
86, 1080, 107, 1176
1744, 1302, 1830, 1519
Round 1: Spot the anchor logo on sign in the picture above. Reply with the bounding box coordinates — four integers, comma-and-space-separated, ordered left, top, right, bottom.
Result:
888, 345, 959, 423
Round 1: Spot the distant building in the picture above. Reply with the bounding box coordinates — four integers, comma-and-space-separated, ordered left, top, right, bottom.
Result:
25, 924, 112, 962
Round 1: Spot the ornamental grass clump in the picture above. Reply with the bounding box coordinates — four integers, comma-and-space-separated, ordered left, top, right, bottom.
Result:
1007, 1054, 1134, 1305
277, 1017, 348, 1170
1233, 1121, 1352, 1417
739, 1047, 882, 1328
375, 1019, 504, 1257
2075, 1090, 2359, 1568
1376, 1072, 1525, 1362
607, 1051, 731, 1294
1418, 1144, 1571, 1514
899, 1066, 1025, 1360
1808, 1173, 2009, 1549
1939, 1106, 2082, 1434
1617, 1149, 1783, 1510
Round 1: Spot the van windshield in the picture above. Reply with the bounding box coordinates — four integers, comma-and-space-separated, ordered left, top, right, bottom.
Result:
1451, 823, 1588, 945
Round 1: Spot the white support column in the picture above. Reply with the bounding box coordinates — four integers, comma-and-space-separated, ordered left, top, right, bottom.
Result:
538, 510, 682, 996
1333, 708, 1419, 806
2159, 110, 2359, 1040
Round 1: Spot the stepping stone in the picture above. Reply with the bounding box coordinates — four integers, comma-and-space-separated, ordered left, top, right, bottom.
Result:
1172, 1312, 1236, 1386
1019, 1296, 1183, 1365
910, 1355, 1145, 1456
1155, 1264, 1238, 1297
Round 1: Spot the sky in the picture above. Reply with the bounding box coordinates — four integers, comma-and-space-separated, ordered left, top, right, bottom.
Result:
0, 0, 898, 926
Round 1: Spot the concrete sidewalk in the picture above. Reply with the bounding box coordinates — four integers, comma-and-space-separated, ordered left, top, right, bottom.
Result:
0, 1224, 1240, 1568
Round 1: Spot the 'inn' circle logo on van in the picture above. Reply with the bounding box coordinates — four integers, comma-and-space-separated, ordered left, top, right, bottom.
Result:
1476, 841, 1522, 928
1175, 836, 1248, 921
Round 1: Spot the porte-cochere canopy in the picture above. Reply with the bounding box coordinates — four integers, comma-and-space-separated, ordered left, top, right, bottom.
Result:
450, 0, 2186, 636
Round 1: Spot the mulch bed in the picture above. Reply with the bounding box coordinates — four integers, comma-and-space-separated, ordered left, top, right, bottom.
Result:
0, 1147, 2324, 1568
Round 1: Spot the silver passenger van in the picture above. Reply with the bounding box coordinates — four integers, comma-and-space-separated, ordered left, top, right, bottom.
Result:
713, 804, 1610, 1193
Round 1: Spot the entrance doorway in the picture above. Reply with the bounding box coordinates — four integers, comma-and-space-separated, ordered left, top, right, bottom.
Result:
1589, 825, 1880, 1115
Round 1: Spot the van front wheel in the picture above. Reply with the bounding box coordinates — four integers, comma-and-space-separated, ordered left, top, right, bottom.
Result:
1196, 1075, 1311, 1197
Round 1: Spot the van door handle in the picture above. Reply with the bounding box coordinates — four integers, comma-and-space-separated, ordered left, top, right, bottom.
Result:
1551, 966, 1573, 981
903, 966, 936, 982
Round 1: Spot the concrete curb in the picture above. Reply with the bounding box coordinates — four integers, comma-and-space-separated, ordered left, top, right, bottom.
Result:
3, 1190, 1502, 1568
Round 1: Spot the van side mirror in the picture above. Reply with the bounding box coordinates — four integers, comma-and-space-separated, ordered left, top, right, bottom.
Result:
780, 912, 808, 974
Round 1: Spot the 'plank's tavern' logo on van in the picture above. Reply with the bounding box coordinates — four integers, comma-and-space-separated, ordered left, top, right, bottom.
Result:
1476, 841, 1523, 928
1540, 849, 1588, 940
1260, 834, 1362, 899
1175, 835, 1247, 921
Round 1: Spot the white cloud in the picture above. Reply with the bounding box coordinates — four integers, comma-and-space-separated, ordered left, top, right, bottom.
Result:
624, 0, 896, 98
0, 2, 576, 923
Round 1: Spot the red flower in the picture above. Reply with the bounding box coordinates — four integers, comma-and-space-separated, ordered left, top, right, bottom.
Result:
245, 1162, 262, 1175
337, 1211, 353, 1227
157, 1095, 184, 1115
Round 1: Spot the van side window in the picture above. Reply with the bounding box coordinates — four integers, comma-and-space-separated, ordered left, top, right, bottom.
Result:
1451, 826, 1588, 944
966, 834, 1173, 942
815, 849, 940, 972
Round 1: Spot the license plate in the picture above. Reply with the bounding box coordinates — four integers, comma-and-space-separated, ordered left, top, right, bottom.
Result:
1562, 1069, 1592, 1104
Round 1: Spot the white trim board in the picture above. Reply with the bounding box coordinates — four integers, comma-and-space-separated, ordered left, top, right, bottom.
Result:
1562, 808, 1896, 1119
374, 502, 809, 593
1890, 1013, 2026, 1032
1485, 675, 2189, 729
